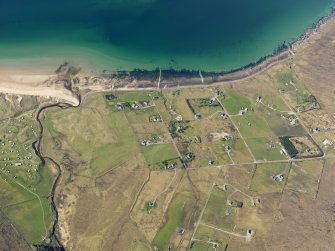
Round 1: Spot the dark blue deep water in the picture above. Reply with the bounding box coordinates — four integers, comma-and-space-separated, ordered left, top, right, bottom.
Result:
0, 0, 334, 71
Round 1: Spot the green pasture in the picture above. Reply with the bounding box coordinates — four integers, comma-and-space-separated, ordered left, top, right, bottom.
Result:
152, 192, 190, 251
250, 162, 290, 193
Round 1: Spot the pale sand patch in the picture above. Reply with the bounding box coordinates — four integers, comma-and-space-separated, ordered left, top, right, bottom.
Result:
0, 69, 79, 105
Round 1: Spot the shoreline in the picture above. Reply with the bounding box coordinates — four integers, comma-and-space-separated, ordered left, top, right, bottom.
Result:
0, 8, 333, 100
105, 7, 335, 88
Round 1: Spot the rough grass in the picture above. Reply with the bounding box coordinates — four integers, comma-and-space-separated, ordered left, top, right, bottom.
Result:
250, 162, 290, 193
44, 95, 141, 177
275, 69, 296, 86
232, 113, 273, 138
0, 210, 33, 250
202, 187, 235, 231
246, 137, 286, 161
286, 160, 323, 195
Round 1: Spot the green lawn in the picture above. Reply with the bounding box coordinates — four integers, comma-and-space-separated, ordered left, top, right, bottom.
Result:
142, 144, 179, 167
6, 199, 48, 244
190, 241, 214, 251
220, 89, 252, 115
152, 192, 190, 251
193, 225, 229, 251
0, 173, 50, 244
117, 91, 150, 102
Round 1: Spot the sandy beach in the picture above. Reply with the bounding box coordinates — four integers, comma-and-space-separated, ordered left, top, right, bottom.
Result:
0, 68, 79, 105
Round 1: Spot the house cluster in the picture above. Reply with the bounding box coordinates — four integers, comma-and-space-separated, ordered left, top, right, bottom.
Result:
272, 173, 285, 182
150, 115, 161, 122
194, 114, 202, 120
239, 106, 248, 115
215, 89, 224, 97
175, 115, 183, 121
215, 183, 228, 192
185, 152, 195, 161
311, 127, 321, 134
208, 160, 215, 166
212, 243, 220, 251
208, 97, 217, 104
246, 229, 254, 237
222, 133, 232, 141
280, 147, 288, 156
288, 116, 298, 126
140, 139, 150, 146
116, 102, 129, 110
0, 138, 37, 182
116, 100, 154, 110
225, 145, 232, 153
105, 94, 117, 101
176, 124, 188, 134
227, 199, 243, 208
219, 111, 228, 119
323, 139, 334, 147
165, 162, 177, 169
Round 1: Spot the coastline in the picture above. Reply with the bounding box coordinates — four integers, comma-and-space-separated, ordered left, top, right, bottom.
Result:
105, 7, 335, 88
0, 8, 334, 99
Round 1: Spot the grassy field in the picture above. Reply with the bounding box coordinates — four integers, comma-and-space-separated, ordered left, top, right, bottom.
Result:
192, 225, 229, 251
187, 98, 223, 117
142, 143, 179, 168
269, 63, 320, 112
286, 160, 323, 195
0, 95, 55, 244
152, 192, 191, 251
117, 91, 152, 102
250, 162, 291, 193
0, 172, 51, 243
162, 88, 215, 121
245, 137, 286, 161
232, 112, 288, 161
219, 89, 252, 115
202, 187, 235, 231
44, 94, 141, 177
190, 240, 227, 251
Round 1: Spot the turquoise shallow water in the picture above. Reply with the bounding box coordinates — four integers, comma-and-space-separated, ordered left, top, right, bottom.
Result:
0, 0, 334, 71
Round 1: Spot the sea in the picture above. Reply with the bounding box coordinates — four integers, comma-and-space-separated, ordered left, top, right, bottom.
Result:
0, 0, 334, 71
